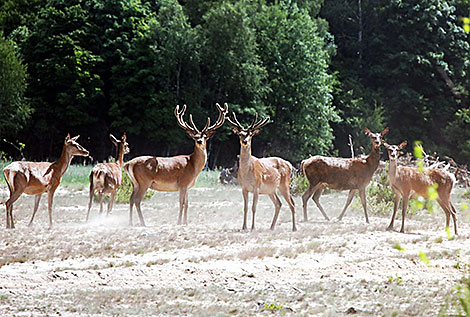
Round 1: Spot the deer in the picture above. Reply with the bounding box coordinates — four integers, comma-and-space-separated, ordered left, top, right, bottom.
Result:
86, 133, 130, 221
2, 134, 89, 229
384, 141, 458, 234
124, 103, 228, 226
301, 128, 389, 223
226, 112, 297, 232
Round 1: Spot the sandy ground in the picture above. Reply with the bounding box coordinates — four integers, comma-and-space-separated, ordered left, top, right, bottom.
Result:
0, 184, 469, 316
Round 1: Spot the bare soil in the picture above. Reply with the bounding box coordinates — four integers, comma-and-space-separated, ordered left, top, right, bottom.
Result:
0, 185, 469, 316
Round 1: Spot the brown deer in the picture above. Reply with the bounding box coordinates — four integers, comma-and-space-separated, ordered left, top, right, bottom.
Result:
124, 103, 228, 226
301, 128, 389, 223
2, 134, 89, 229
384, 141, 458, 234
227, 112, 296, 231
86, 133, 130, 221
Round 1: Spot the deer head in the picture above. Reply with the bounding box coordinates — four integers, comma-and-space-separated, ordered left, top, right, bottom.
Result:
175, 103, 228, 149
65, 134, 89, 157
110, 133, 130, 156
384, 141, 407, 161
226, 112, 270, 148
364, 127, 389, 148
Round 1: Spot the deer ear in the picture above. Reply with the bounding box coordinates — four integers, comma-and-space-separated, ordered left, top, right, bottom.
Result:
109, 134, 118, 145
252, 129, 261, 136
399, 141, 407, 149
71, 135, 80, 142
381, 127, 389, 136
122, 133, 127, 141
364, 128, 371, 136
383, 142, 390, 149
65, 133, 71, 141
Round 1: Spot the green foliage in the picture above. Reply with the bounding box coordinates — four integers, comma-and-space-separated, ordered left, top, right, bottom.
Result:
264, 299, 284, 312
0, 33, 30, 139
365, 164, 395, 216
290, 172, 310, 196
255, 2, 338, 160
115, 171, 154, 204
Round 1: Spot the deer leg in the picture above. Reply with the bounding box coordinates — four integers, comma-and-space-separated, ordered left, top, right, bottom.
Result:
242, 189, 249, 230
279, 185, 297, 231
5, 189, 24, 229
27, 194, 42, 228
312, 186, 329, 221
98, 192, 104, 214
399, 194, 410, 233
301, 184, 315, 222
129, 185, 147, 227
134, 189, 147, 227
251, 188, 259, 231
183, 191, 189, 225
450, 201, 458, 235
437, 198, 452, 234
358, 188, 369, 224
338, 189, 357, 221
45, 188, 57, 229
86, 187, 94, 221
107, 191, 116, 215
387, 191, 401, 231
269, 193, 282, 230
178, 188, 188, 225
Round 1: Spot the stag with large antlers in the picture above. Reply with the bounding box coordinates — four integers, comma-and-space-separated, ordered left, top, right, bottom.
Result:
124, 103, 227, 226
384, 141, 458, 234
227, 112, 297, 231
3, 134, 89, 229
86, 133, 130, 221
301, 128, 388, 222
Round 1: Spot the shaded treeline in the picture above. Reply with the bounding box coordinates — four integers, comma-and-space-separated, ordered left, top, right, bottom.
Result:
0, 0, 469, 166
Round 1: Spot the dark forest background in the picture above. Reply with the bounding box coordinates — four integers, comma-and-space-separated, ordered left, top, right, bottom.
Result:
1, 0, 469, 167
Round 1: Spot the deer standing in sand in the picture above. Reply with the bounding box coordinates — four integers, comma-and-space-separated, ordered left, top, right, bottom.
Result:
301, 128, 388, 222
384, 141, 458, 234
86, 133, 130, 221
124, 103, 227, 226
3, 134, 89, 228
227, 112, 296, 231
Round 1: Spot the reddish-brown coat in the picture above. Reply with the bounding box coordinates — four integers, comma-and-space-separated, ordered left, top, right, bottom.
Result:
301, 128, 388, 223
3, 135, 89, 228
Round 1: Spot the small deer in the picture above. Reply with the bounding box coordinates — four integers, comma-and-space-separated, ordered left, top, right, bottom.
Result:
124, 103, 227, 226
301, 128, 389, 222
3, 134, 89, 228
86, 133, 130, 221
227, 112, 296, 231
384, 141, 458, 234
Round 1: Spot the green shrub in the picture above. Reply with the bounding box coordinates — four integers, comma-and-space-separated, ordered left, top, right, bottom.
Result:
366, 163, 395, 216
115, 171, 153, 204
290, 172, 309, 196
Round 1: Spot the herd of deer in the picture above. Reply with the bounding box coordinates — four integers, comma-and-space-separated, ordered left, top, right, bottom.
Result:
2, 104, 459, 235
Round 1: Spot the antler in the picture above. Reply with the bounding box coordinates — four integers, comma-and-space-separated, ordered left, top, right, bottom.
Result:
175, 104, 198, 134
202, 103, 228, 133
227, 111, 270, 131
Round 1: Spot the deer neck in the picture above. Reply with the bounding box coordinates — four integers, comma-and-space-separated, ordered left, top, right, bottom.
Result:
55, 145, 73, 178
116, 146, 124, 168
238, 144, 253, 172
365, 145, 381, 172
190, 144, 207, 172
387, 158, 398, 182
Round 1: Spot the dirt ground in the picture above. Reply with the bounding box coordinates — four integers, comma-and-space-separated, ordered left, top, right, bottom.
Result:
0, 184, 469, 316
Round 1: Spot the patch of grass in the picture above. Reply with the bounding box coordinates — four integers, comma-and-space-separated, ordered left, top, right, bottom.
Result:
62, 164, 93, 188
194, 169, 220, 188
264, 299, 284, 312
238, 246, 276, 260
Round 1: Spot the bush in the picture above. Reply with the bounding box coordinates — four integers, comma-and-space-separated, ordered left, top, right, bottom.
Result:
365, 163, 395, 216
115, 171, 153, 204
